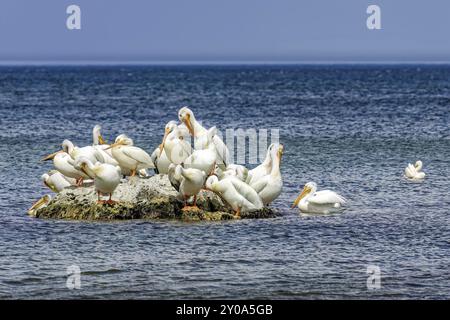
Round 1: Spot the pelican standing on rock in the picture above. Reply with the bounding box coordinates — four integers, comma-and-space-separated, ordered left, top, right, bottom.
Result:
405, 160, 426, 180
151, 121, 179, 174
250, 143, 284, 205
292, 182, 346, 214
41, 170, 75, 193
206, 175, 263, 216
75, 157, 122, 204
178, 107, 230, 168
161, 122, 192, 165
183, 127, 217, 175
175, 164, 206, 210
108, 134, 154, 177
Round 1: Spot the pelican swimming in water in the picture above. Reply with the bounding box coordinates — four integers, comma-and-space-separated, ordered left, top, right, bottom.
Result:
174, 164, 206, 209
42, 151, 90, 186
28, 195, 51, 217
206, 175, 263, 216
161, 121, 192, 165
183, 127, 217, 175
178, 106, 230, 168
250, 144, 284, 205
292, 182, 346, 214
246, 143, 276, 186
75, 157, 122, 204
108, 134, 154, 177
41, 170, 75, 193
405, 160, 426, 180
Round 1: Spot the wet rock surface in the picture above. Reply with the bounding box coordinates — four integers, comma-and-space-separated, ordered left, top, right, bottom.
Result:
35, 175, 278, 221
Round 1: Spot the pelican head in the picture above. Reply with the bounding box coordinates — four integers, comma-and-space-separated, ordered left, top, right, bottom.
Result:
74, 157, 95, 178
415, 160, 423, 171
205, 175, 219, 191
159, 121, 178, 152
93, 124, 107, 145
178, 106, 195, 136
41, 173, 56, 192
107, 134, 134, 149
28, 195, 52, 217
61, 139, 75, 154
292, 182, 317, 208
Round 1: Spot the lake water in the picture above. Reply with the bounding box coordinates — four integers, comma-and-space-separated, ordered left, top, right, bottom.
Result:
0, 65, 449, 299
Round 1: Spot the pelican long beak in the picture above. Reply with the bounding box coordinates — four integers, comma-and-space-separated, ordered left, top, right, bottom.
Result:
291, 186, 311, 208
159, 127, 171, 153
43, 181, 56, 193
41, 150, 62, 162
98, 134, 107, 145
79, 164, 93, 178
182, 114, 194, 136
105, 142, 121, 150
277, 145, 284, 161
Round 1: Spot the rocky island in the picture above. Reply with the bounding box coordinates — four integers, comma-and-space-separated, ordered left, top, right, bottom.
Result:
32, 175, 278, 221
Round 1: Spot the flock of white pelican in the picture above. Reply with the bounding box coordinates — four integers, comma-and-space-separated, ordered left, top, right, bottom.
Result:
29, 106, 427, 217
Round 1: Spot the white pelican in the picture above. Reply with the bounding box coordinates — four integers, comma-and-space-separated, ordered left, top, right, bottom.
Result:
292, 182, 346, 214
108, 134, 155, 177
183, 127, 217, 175
42, 151, 90, 186
28, 195, 51, 217
168, 163, 182, 192
41, 170, 75, 193
206, 175, 263, 216
178, 106, 230, 168
151, 121, 179, 174
246, 143, 275, 185
250, 144, 283, 205
62, 139, 101, 165
405, 160, 426, 180
161, 122, 192, 165
75, 157, 122, 204
175, 164, 206, 209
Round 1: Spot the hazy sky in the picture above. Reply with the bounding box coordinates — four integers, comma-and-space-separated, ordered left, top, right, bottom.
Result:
0, 0, 449, 62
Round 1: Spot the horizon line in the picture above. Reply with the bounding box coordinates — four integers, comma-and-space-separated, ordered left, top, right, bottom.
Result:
1, 60, 450, 66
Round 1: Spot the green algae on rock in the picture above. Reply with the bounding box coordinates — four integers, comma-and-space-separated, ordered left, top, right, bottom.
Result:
33, 175, 278, 221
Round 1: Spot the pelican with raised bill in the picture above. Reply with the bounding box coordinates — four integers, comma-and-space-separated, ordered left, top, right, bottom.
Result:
250, 143, 284, 206
41, 170, 75, 193
108, 134, 155, 177
178, 106, 230, 169
404, 160, 426, 180
28, 195, 51, 217
246, 143, 275, 185
75, 157, 122, 204
292, 182, 346, 214
206, 175, 263, 216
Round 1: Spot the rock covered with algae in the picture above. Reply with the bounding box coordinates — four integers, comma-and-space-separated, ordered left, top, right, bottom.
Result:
34, 175, 278, 221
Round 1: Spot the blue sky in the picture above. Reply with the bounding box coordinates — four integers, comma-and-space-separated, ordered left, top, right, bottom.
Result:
0, 0, 449, 63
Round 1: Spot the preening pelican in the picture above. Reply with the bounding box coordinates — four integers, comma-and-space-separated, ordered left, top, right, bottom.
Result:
206, 175, 263, 216
62, 139, 101, 165
250, 144, 283, 205
28, 195, 51, 217
292, 182, 346, 214
41, 170, 75, 193
175, 164, 206, 209
183, 127, 217, 175
246, 143, 275, 185
168, 163, 182, 192
178, 106, 230, 168
108, 134, 155, 177
75, 157, 122, 204
151, 121, 182, 174
161, 122, 192, 165
405, 160, 425, 180
42, 151, 90, 186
